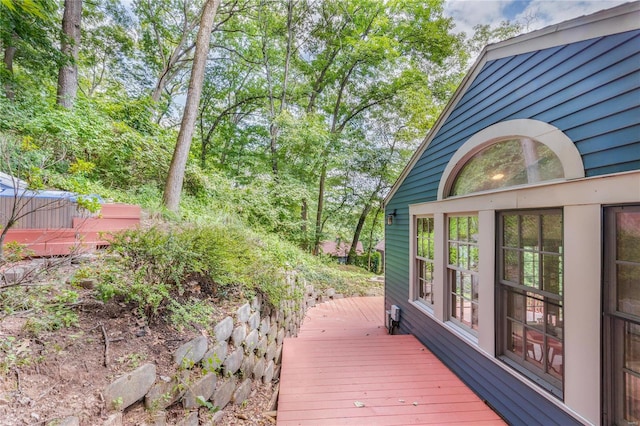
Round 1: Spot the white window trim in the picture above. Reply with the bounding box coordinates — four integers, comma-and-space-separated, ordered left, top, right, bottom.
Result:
437, 119, 585, 200
408, 170, 640, 425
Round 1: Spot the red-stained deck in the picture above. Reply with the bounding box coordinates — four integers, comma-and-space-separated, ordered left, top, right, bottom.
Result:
277, 296, 505, 426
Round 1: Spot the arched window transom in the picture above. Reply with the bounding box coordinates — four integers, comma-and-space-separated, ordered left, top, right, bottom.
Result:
450, 137, 564, 196
437, 119, 585, 200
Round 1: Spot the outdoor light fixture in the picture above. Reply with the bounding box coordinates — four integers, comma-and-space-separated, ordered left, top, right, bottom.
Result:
387, 209, 397, 225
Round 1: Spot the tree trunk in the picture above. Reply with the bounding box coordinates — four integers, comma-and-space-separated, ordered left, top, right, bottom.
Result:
301, 198, 308, 251
163, 0, 220, 212
312, 159, 327, 255
347, 202, 371, 265
57, 0, 82, 109
2, 44, 16, 101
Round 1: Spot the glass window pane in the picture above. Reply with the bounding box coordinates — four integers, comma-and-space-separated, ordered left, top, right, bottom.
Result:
526, 328, 545, 368
522, 215, 539, 249
624, 322, 640, 373
449, 242, 458, 266
462, 299, 472, 326
504, 215, 519, 247
462, 273, 472, 299
548, 337, 563, 380
523, 250, 538, 288
508, 321, 524, 357
450, 138, 564, 197
503, 249, 520, 283
427, 238, 434, 259
470, 246, 479, 272
507, 290, 525, 322
469, 216, 479, 243
542, 214, 563, 253
458, 216, 468, 240
472, 275, 479, 303
449, 217, 458, 240
542, 254, 563, 295
526, 294, 544, 325
617, 264, 640, 316
471, 302, 479, 330
546, 302, 563, 339
624, 373, 640, 423
617, 211, 640, 263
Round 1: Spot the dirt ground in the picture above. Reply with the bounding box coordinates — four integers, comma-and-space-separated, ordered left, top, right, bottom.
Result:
0, 260, 280, 426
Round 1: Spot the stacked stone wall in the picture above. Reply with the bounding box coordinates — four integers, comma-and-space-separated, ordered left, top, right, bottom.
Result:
92, 284, 339, 425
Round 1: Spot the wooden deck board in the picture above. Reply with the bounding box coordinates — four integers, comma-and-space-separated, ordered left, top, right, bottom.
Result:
277, 296, 505, 425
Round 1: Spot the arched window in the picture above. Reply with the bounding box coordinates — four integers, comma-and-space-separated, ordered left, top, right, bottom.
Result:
438, 120, 584, 199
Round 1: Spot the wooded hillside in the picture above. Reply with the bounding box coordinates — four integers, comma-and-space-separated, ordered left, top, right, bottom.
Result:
0, 0, 520, 264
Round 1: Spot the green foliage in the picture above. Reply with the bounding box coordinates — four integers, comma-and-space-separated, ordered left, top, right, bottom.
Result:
353, 251, 382, 274
167, 298, 214, 332
2, 241, 34, 262
24, 289, 79, 335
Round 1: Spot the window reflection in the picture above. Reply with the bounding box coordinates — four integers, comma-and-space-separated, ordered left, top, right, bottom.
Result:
451, 138, 564, 196
416, 217, 435, 305
449, 216, 479, 332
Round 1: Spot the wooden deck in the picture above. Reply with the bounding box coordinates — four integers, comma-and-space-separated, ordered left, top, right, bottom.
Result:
277, 297, 505, 425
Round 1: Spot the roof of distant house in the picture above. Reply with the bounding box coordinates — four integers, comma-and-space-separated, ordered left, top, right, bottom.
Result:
320, 240, 364, 257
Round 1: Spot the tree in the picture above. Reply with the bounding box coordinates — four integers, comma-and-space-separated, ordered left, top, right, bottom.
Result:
163, 0, 221, 211
0, 0, 61, 100
56, 0, 82, 108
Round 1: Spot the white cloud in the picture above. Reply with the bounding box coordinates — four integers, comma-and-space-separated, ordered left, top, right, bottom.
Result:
516, 1, 628, 30
444, 0, 629, 36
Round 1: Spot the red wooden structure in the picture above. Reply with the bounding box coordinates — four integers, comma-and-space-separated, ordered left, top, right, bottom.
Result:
4, 203, 141, 256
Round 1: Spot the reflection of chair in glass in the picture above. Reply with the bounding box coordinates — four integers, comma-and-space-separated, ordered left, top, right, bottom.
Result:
549, 347, 563, 374
527, 343, 543, 362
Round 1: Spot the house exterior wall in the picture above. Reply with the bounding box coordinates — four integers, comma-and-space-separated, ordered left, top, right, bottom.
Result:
385, 23, 640, 426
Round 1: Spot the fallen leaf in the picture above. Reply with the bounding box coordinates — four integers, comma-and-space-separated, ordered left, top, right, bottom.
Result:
354, 401, 365, 408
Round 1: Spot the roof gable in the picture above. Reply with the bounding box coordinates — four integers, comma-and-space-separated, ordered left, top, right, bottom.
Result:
386, 2, 640, 205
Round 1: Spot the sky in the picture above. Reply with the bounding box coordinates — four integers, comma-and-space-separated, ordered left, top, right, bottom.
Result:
444, 0, 630, 36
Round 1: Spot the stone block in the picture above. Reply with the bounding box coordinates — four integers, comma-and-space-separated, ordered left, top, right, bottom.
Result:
276, 328, 285, 346
182, 373, 217, 409
174, 336, 208, 368
274, 365, 281, 380
213, 378, 237, 410
275, 343, 283, 365
223, 348, 243, 376
144, 372, 187, 410
103, 413, 122, 426
175, 411, 198, 426
334, 293, 344, 299
3, 267, 24, 284
231, 324, 247, 347
266, 341, 277, 362
248, 311, 260, 330
263, 360, 275, 384
267, 324, 278, 342
326, 288, 336, 298
151, 410, 166, 426
233, 379, 252, 405
306, 297, 316, 307
244, 329, 259, 354
104, 363, 156, 411
240, 355, 255, 378
236, 303, 251, 323
214, 316, 234, 342
56, 416, 79, 426
251, 295, 261, 310
253, 357, 265, 380
259, 317, 270, 335
256, 336, 268, 357
202, 341, 227, 372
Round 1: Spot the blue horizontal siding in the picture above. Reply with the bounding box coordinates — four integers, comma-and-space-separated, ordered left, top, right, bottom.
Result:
386, 28, 640, 425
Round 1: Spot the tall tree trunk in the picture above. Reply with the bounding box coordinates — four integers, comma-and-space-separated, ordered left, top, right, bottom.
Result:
301, 198, 308, 251
312, 159, 327, 255
163, 0, 220, 212
347, 202, 371, 265
57, 0, 82, 109
2, 44, 16, 101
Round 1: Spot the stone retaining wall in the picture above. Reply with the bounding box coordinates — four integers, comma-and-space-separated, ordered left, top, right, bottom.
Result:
83, 283, 339, 425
